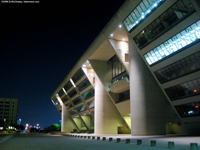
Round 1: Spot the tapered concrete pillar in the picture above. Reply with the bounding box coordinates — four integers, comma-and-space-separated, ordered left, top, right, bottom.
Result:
129, 39, 175, 135
94, 74, 122, 134
61, 104, 77, 132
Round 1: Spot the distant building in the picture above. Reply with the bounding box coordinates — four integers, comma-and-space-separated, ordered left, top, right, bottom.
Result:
0, 98, 18, 126
51, 0, 200, 135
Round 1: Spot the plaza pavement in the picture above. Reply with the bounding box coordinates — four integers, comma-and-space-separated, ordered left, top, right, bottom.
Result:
0, 133, 199, 150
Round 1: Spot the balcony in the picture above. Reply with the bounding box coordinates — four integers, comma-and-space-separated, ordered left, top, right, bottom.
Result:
109, 77, 129, 93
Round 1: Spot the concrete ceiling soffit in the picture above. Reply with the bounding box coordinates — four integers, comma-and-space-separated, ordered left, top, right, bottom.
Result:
89, 40, 115, 61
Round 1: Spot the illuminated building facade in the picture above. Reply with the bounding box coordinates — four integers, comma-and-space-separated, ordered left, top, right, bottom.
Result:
0, 98, 18, 126
51, 0, 200, 135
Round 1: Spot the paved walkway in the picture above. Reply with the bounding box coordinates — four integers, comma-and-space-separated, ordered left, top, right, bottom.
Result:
0, 133, 199, 150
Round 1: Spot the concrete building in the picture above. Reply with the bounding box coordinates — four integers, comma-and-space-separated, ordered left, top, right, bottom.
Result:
50, 0, 200, 135
0, 98, 18, 127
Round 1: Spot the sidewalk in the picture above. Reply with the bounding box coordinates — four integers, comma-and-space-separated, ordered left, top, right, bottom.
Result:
0, 133, 199, 150
64, 133, 200, 150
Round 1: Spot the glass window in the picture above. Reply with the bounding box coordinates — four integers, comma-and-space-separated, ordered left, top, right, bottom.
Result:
68, 89, 77, 98
72, 97, 82, 106
87, 100, 94, 109
61, 95, 69, 104
112, 55, 126, 78
144, 19, 200, 66
72, 68, 85, 83
58, 89, 65, 97
82, 88, 94, 100
175, 101, 200, 118
63, 81, 73, 92
155, 51, 200, 83
134, 0, 195, 49
77, 78, 91, 92
165, 78, 200, 101
123, 0, 166, 32
76, 104, 87, 112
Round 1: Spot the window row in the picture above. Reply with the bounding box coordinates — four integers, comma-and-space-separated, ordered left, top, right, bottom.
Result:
72, 68, 85, 83
155, 51, 200, 83
61, 78, 91, 101
165, 78, 200, 101
144, 20, 200, 65
64, 89, 94, 108
175, 101, 200, 118
68, 100, 95, 115
67, 88, 94, 102
134, 0, 195, 49
123, 0, 165, 32
112, 55, 126, 78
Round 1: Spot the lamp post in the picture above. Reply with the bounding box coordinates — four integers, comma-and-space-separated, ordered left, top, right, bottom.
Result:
18, 119, 21, 132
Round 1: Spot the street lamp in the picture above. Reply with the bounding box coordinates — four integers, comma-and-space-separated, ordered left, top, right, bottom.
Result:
18, 119, 21, 132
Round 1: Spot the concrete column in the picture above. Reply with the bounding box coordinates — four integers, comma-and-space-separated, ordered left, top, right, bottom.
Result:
94, 74, 122, 134
61, 104, 77, 132
129, 39, 175, 135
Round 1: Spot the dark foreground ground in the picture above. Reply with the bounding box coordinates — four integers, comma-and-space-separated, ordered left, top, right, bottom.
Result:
0, 133, 199, 150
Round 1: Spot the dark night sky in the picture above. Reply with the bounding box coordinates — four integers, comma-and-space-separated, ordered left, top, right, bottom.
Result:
0, 1, 126, 128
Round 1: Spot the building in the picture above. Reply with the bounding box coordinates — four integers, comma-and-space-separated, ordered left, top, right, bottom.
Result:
0, 98, 18, 127
50, 0, 200, 135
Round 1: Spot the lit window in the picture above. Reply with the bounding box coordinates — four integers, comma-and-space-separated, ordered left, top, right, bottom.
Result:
123, 0, 165, 31
144, 20, 200, 65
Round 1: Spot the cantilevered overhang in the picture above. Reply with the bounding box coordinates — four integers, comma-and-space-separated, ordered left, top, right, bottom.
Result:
89, 40, 115, 61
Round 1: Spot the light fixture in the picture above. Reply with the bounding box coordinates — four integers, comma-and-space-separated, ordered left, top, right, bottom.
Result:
82, 64, 86, 67
119, 24, 122, 28
87, 60, 89, 63
111, 33, 113, 37
123, 38, 125, 41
